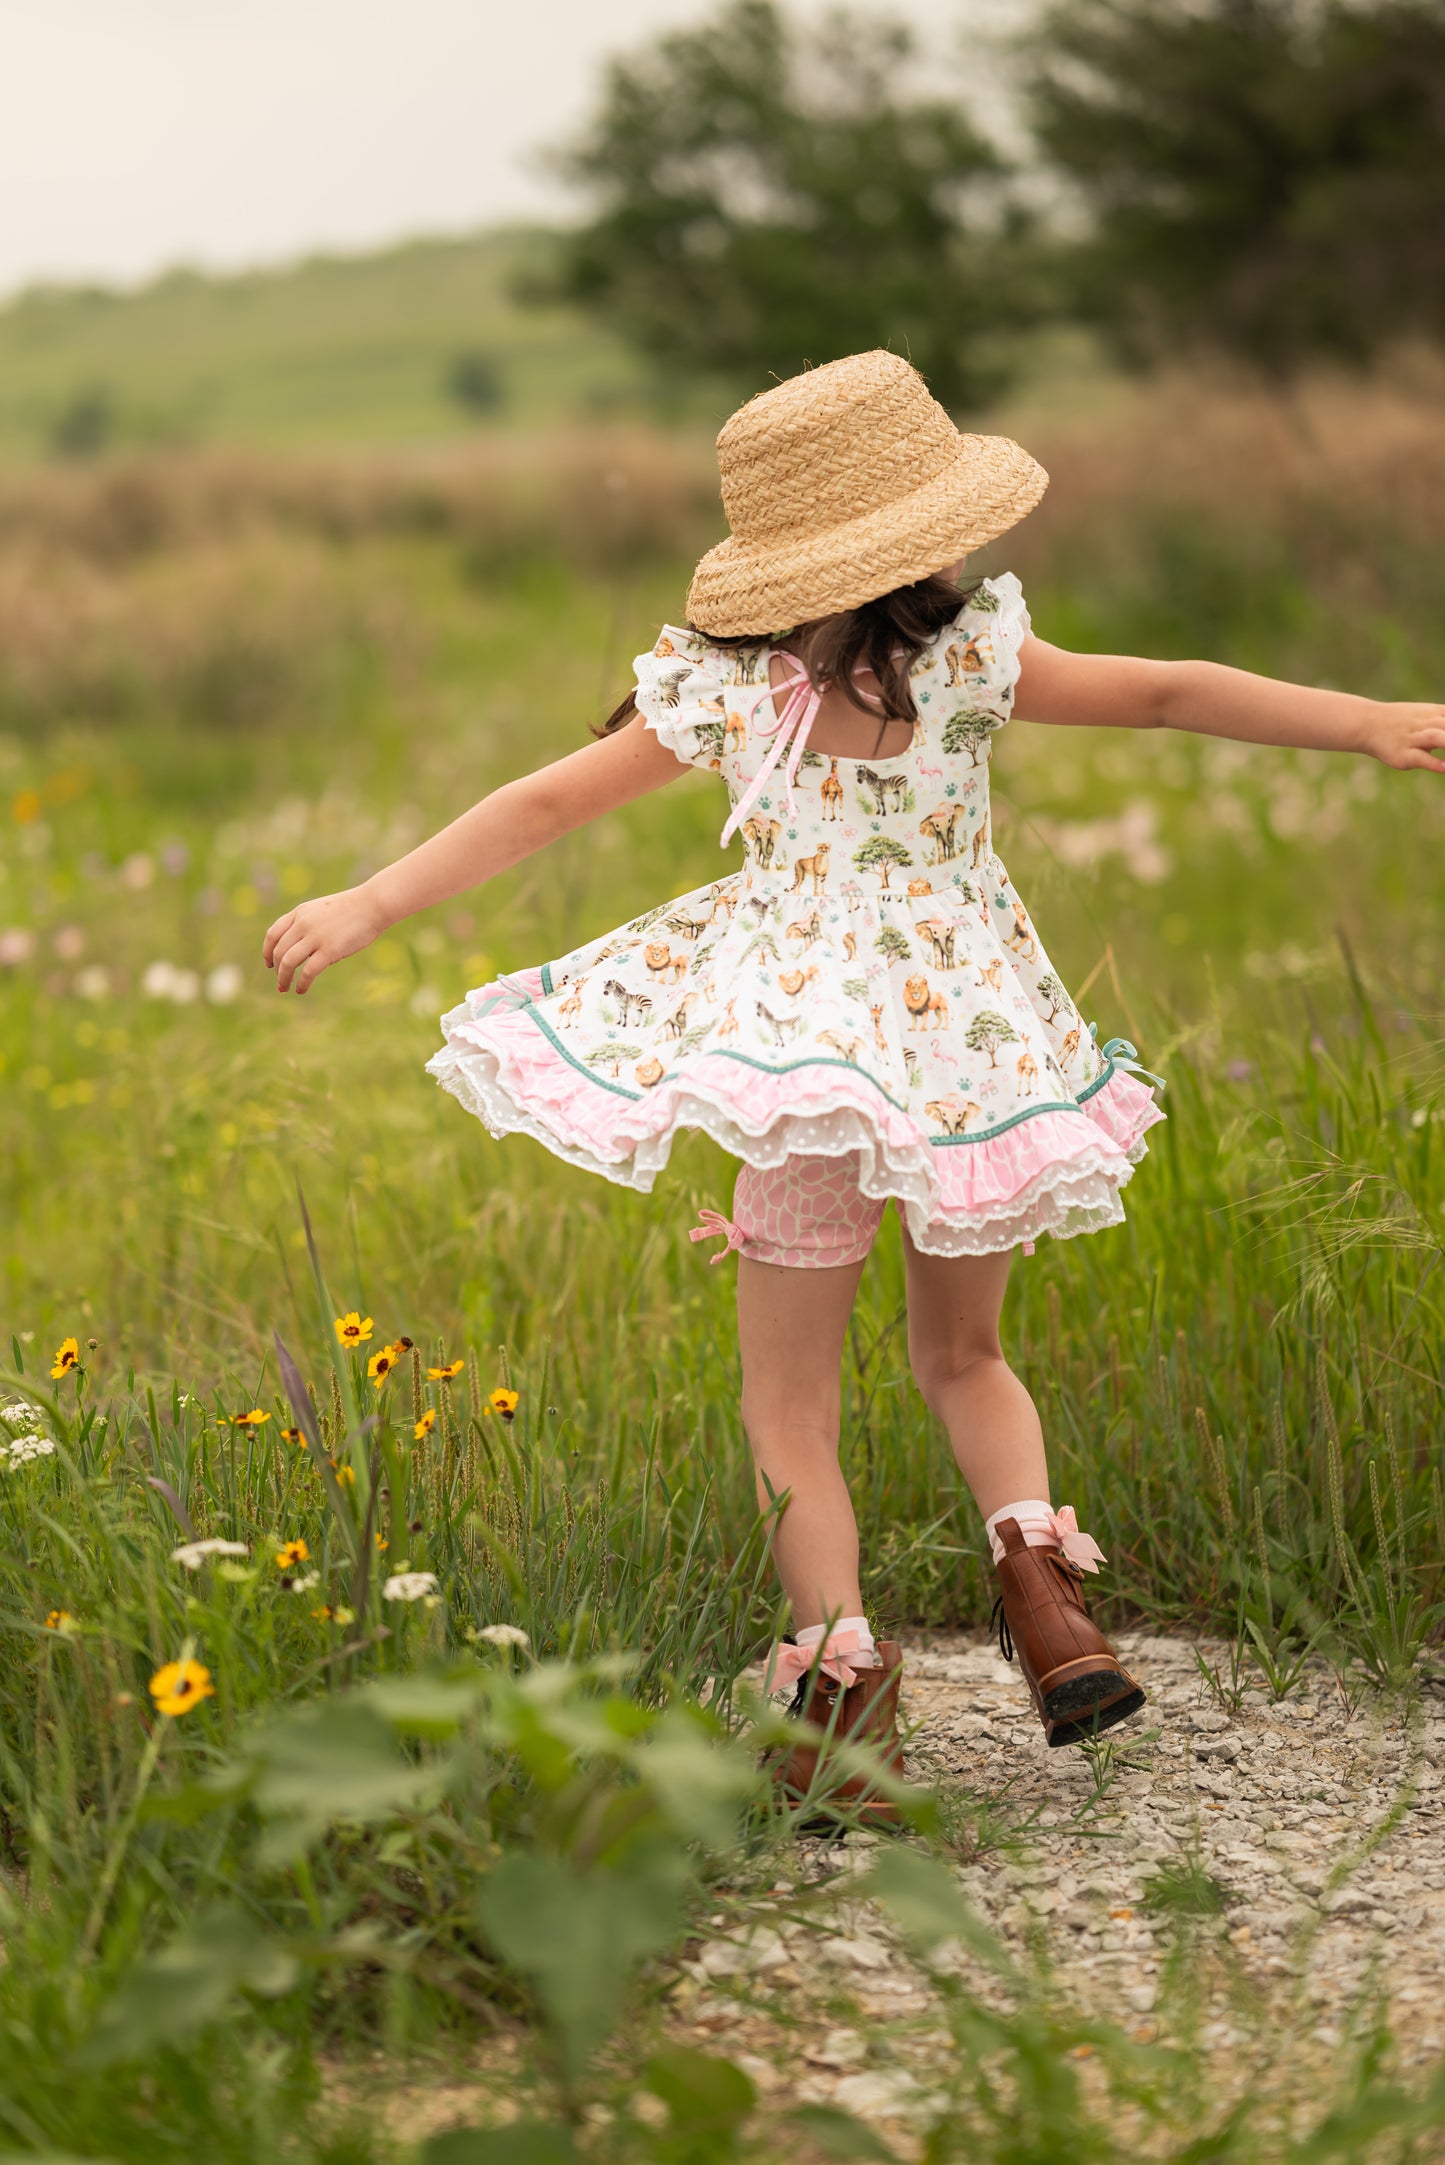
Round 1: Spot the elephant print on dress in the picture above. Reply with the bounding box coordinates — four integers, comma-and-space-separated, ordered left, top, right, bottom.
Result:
742, 817, 782, 868
925, 1095, 982, 1136
915, 919, 957, 969
919, 806, 962, 863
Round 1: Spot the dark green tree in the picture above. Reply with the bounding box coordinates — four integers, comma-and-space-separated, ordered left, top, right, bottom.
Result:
1026, 0, 1445, 374
548, 0, 1028, 409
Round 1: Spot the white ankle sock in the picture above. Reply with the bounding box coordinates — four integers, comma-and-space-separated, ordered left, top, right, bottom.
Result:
984, 1499, 1059, 1566
795, 1616, 879, 1666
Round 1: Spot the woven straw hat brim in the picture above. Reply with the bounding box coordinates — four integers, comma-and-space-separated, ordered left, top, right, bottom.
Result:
687, 432, 1048, 638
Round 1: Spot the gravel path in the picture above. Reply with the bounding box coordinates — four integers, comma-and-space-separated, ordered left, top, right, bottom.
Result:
673, 1632, 1445, 2132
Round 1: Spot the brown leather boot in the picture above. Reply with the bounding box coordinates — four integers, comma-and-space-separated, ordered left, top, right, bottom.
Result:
992, 1518, 1145, 1746
772, 1641, 906, 1824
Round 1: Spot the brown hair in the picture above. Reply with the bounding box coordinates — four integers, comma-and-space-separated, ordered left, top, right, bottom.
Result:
596, 570, 977, 750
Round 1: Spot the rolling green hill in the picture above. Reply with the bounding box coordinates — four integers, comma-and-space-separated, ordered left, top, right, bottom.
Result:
0, 228, 684, 461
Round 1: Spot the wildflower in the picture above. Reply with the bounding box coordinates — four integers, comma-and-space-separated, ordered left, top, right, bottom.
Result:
172, 1538, 248, 1570
391, 1336, 415, 1353
281, 1426, 302, 1445
334, 1311, 373, 1348
1, 1433, 56, 1468
414, 1410, 437, 1440
333, 1463, 356, 1488
51, 1337, 80, 1380
383, 1571, 439, 1603
45, 1609, 75, 1632
367, 1347, 398, 1387
312, 1603, 355, 1625
281, 1571, 319, 1593
149, 1658, 215, 1716
428, 1359, 464, 1381
474, 1623, 529, 1649
205, 963, 243, 1004
275, 1538, 310, 1569
231, 1409, 270, 1428
487, 1389, 519, 1422
374, 1533, 388, 1552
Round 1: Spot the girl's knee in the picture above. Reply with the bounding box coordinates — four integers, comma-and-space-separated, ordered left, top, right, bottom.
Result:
908, 1334, 1009, 1415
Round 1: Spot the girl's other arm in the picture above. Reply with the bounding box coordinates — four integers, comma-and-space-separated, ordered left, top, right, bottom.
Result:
1015, 639, 1445, 773
263, 716, 684, 994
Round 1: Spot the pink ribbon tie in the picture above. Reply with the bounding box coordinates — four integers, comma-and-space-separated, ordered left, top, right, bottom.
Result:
1050, 1504, 1107, 1573
765, 1627, 871, 1692
718, 660, 823, 851
690, 1208, 747, 1264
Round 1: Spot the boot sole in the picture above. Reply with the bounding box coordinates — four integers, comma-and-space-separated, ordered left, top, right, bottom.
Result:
1043, 1671, 1146, 1747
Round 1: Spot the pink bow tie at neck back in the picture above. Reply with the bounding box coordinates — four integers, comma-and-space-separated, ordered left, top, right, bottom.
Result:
689, 1208, 746, 1264
765, 1626, 872, 1692
718, 659, 823, 851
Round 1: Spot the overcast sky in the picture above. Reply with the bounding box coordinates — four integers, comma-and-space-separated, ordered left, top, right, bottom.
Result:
0, 0, 1005, 299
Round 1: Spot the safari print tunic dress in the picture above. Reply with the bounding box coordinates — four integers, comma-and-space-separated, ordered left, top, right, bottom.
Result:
429, 575, 1163, 1255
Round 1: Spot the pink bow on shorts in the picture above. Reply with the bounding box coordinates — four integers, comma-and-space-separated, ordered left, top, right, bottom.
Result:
689, 1208, 747, 1264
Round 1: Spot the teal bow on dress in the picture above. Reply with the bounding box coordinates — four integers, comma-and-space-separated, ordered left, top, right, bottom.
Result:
1096, 1032, 1167, 1093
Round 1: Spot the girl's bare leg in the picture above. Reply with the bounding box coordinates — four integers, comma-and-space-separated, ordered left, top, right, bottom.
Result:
736, 1252, 869, 1630
900, 1236, 1048, 1518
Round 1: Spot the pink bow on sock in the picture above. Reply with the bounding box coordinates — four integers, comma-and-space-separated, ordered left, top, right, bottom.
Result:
689, 1208, 747, 1264
765, 1628, 871, 1692
1049, 1504, 1107, 1573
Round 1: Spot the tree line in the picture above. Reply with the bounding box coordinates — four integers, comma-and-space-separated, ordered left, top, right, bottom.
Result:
541, 0, 1445, 409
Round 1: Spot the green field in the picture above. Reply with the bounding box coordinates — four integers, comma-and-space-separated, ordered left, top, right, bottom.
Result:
1, 371, 1443, 2156
0, 230, 692, 459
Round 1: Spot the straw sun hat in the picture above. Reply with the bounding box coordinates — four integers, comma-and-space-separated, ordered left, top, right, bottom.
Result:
686, 349, 1048, 637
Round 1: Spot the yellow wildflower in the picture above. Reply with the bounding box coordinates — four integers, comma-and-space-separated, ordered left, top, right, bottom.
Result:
149, 1657, 215, 1717
328, 1458, 356, 1488
334, 1312, 373, 1348
50, 1337, 80, 1380
414, 1409, 437, 1440
428, 1359, 464, 1381
487, 1389, 520, 1422
281, 1426, 303, 1445
374, 1533, 388, 1552
45, 1609, 74, 1631
275, 1538, 310, 1569
367, 1347, 398, 1387
231, 1409, 270, 1429
391, 1336, 415, 1354
312, 1603, 354, 1626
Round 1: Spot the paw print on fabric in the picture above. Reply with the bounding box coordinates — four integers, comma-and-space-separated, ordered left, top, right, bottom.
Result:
945, 784, 958, 799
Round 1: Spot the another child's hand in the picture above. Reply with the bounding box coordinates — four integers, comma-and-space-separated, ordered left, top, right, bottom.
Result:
1363, 701, 1445, 773
263, 886, 387, 994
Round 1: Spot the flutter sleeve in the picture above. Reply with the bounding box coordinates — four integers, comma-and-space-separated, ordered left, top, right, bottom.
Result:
632, 626, 728, 769
916, 572, 1033, 738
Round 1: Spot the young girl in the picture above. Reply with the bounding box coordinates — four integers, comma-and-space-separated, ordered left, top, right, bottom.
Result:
264, 350, 1444, 1809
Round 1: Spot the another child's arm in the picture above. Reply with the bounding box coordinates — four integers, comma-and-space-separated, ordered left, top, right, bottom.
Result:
263, 716, 684, 995
1014, 640, 1445, 773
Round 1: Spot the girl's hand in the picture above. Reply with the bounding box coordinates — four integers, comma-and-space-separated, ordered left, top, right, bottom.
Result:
1361, 701, 1445, 774
263, 886, 387, 994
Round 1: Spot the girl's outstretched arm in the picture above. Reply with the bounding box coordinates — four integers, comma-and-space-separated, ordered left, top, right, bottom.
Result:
1015, 639, 1445, 774
263, 715, 683, 994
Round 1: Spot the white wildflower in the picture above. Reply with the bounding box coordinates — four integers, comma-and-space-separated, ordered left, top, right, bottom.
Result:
474, 1623, 529, 1648
1, 1434, 56, 1467
205, 962, 243, 1004
171, 1538, 249, 1570
382, 1571, 439, 1603
284, 1571, 320, 1593
74, 965, 112, 1000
